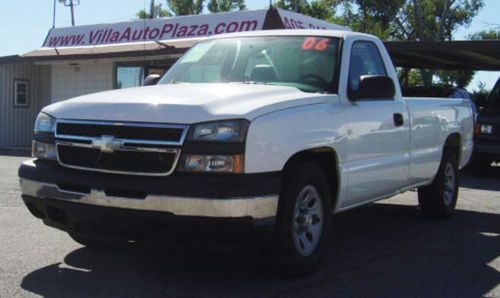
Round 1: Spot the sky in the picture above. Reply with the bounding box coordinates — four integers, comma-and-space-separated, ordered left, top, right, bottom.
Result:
0, 0, 497, 91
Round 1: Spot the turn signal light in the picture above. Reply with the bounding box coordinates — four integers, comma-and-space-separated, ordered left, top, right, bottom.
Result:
474, 123, 481, 134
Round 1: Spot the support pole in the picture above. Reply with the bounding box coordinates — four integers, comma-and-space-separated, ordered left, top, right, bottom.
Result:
52, 0, 57, 28
150, 0, 155, 19
70, 0, 75, 26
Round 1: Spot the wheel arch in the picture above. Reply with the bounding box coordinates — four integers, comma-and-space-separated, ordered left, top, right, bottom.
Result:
443, 132, 462, 166
281, 147, 340, 211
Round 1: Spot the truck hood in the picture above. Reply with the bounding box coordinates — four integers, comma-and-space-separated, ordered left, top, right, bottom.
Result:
43, 83, 329, 124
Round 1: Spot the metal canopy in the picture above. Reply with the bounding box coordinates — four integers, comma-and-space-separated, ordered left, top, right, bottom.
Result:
384, 40, 500, 71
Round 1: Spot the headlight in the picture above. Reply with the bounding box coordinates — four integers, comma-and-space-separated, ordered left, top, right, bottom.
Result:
187, 120, 249, 142
34, 112, 56, 134
180, 154, 244, 173
32, 141, 57, 160
480, 124, 493, 134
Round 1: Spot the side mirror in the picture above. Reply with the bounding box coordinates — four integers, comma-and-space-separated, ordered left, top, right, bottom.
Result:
143, 74, 161, 86
350, 75, 396, 101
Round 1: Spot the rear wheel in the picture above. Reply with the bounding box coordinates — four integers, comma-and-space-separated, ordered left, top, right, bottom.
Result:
418, 149, 459, 219
272, 162, 332, 276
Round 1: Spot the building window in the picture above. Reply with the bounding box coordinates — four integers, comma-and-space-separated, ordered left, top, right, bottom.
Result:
116, 66, 144, 89
14, 79, 29, 107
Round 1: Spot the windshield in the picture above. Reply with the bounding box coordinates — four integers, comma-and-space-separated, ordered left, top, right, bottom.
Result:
159, 36, 340, 93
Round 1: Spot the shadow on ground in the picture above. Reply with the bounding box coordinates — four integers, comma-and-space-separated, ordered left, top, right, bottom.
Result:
21, 203, 500, 298
460, 164, 500, 192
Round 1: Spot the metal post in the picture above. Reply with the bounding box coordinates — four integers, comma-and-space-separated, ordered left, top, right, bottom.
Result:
150, 0, 155, 19
70, 0, 75, 26
52, 0, 57, 28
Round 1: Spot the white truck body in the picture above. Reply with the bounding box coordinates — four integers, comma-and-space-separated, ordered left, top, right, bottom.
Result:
40, 30, 473, 213
20, 29, 473, 273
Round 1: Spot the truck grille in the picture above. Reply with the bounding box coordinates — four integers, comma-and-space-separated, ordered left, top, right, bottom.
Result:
57, 121, 185, 143
57, 145, 177, 175
55, 120, 187, 176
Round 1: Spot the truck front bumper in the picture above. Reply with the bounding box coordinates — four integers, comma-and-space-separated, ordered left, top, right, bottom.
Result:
20, 178, 278, 219
19, 159, 280, 241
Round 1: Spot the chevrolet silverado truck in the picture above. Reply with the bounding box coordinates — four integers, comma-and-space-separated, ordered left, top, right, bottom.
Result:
19, 29, 473, 275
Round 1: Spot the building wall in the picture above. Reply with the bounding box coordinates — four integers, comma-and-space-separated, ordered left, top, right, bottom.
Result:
51, 62, 114, 103
0, 62, 52, 148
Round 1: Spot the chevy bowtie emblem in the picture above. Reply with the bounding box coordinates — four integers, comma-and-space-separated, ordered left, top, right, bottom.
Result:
92, 135, 123, 153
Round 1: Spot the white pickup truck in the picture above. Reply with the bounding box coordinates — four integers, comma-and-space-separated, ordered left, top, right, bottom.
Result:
20, 29, 473, 275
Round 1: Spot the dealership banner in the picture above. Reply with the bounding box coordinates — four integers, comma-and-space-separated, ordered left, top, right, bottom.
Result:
43, 9, 350, 48
44, 10, 267, 48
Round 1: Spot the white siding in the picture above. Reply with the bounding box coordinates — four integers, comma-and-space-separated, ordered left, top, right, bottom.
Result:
51, 62, 113, 103
0, 63, 52, 148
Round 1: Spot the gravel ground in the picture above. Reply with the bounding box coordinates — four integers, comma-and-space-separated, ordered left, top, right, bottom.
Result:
1, 155, 499, 298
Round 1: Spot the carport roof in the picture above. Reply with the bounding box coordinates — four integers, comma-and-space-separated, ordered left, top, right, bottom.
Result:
21, 39, 500, 71
384, 40, 500, 71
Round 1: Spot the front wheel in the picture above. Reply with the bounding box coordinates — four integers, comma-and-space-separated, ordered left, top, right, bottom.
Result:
418, 149, 459, 219
272, 163, 332, 276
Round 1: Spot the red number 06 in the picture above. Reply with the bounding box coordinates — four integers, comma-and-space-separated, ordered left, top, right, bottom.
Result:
302, 37, 330, 51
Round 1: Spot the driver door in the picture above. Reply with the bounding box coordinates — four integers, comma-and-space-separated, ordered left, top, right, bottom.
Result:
341, 41, 411, 207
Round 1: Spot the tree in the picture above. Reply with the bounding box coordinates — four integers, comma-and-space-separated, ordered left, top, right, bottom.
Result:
138, 0, 205, 18
435, 70, 474, 88
275, 0, 343, 21
338, 0, 484, 86
471, 81, 490, 107
137, 1, 170, 19
166, 0, 205, 15
468, 29, 500, 40
207, 0, 246, 13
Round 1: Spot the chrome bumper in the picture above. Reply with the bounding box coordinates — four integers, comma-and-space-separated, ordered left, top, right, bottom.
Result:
20, 178, 279, 219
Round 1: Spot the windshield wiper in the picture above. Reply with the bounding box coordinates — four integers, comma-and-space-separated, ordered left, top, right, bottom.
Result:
230, 81, 269, 85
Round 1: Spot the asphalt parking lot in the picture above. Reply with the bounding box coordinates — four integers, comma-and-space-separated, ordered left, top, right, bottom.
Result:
1, 154, 499, 298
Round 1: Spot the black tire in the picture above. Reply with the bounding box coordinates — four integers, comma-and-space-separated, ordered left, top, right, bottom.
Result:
272, 162, 332, 276
68, 232, 127, 249
418, 149, 459, 219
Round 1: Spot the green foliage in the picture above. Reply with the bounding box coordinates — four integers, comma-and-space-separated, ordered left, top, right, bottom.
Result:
436, 70, 474, 88
340, 0, 484, 87
468, 29, 500, 40
398, 68, 423, 88
275, 0, 345, 21
166, 0, 205, 15
137, 3, 170, 19
207, 0, 246, 12
471, 82, 490, 107
137, 0, 205, 18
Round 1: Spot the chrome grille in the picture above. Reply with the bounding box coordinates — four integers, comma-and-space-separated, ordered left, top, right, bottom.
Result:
57, 145, 178, 175
55, 120, 188, 176
56, 120, 187, 145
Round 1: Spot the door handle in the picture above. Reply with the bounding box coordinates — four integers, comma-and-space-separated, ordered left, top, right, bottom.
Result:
393, 113, 404, 127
